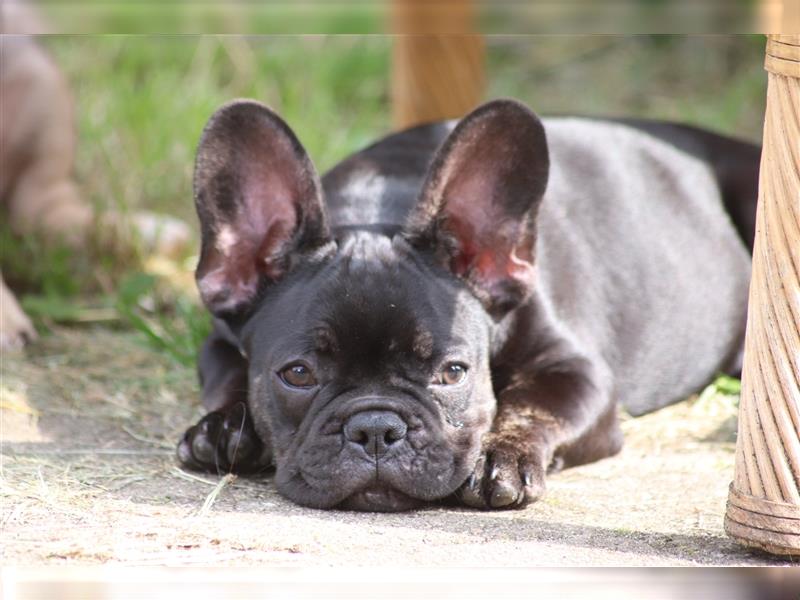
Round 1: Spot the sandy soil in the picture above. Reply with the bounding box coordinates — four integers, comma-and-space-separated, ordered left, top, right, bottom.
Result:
1, 326, 795, 567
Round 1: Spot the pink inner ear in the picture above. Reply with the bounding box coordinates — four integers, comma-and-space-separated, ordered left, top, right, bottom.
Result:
435, 131, 538, 295
198, 169, 301, 315
254, 210, 297, 278
446, 204, 534, 291
243, 168, 299, 277
198, 208, 297, 314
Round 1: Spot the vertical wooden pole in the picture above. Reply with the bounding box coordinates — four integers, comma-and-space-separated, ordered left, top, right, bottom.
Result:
724, 34, 800, 555
785, 0, 800, 32
390, 0, 485, 130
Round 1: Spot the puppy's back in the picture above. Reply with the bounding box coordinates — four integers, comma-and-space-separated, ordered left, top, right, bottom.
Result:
536, 118, 752, 415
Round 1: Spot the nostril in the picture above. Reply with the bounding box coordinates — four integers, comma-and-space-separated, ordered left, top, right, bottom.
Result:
385, 422, 407, 445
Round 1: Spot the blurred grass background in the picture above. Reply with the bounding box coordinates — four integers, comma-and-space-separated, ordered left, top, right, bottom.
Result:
4, 33, 767, 367
46, 35, 766, 222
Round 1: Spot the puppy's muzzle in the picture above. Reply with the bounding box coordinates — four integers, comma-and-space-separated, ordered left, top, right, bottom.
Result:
343, 410, 407, 458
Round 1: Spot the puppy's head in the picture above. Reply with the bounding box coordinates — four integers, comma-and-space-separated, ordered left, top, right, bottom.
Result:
193, 99, 549, 510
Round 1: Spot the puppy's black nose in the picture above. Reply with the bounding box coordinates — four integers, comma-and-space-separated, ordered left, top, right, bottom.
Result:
344, 411, 407, 458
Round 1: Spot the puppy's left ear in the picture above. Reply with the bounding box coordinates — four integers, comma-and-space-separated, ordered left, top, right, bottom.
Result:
404, 99, 549, 318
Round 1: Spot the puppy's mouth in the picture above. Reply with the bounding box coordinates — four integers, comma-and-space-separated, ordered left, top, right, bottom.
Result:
338, 485, 424, 512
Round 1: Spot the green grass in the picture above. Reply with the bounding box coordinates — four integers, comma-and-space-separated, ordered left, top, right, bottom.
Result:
115, 272, 211, 367
43, 34, 764, 226
698, 374, 742, 407
8, 34, 766, 365
488, 35, 766, 138
47, 35, 391, 222
41, 3, 387, 35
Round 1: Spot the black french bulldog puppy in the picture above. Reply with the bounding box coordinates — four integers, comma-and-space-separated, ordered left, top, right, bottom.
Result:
177, 99, 760, 511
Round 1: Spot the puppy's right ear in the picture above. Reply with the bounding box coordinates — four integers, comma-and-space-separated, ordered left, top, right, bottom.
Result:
193, 100, 331, 320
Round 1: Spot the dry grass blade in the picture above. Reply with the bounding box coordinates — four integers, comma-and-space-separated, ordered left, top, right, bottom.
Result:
171, 467, 221, 486
196, 473, 237, 517
121, 425, 174, 450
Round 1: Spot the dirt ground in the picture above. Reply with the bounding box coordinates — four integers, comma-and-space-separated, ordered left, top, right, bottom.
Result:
1, 326, 795, 567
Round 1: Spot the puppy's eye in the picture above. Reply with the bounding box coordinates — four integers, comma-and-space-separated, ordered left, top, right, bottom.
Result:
437, 363, 468, 386
279, 363, 317, 388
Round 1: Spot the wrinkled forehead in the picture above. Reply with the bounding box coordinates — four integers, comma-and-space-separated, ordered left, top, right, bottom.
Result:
318, 233, 486, 358
249, 232, 490, 360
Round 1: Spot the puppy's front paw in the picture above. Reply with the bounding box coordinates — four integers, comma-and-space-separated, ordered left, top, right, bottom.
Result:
457, 440, 549, 509
0, 285, 37, 352
177, 402, 271, 474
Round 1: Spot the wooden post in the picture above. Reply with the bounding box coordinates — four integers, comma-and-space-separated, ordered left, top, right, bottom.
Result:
390, 0, 485, 130
724, 34, 800, 555
786, 0, 800, 32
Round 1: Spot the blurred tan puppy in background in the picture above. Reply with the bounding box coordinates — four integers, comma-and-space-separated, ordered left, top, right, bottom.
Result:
0, 1, 190, 351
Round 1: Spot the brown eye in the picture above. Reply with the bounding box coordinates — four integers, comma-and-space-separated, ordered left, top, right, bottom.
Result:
279, 364, 317, 388
439, 363, 468, 385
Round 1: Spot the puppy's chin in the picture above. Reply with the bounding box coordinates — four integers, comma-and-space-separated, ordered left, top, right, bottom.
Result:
338, 485, 425, 512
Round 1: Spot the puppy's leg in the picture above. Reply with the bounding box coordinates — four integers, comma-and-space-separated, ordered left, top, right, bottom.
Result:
2, 36, 93, 245
7, 166, 92, 245
557, 400, 623, 470
177, 321, 272, 474
0, 271, 37, 350
459, 356, 620, 509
